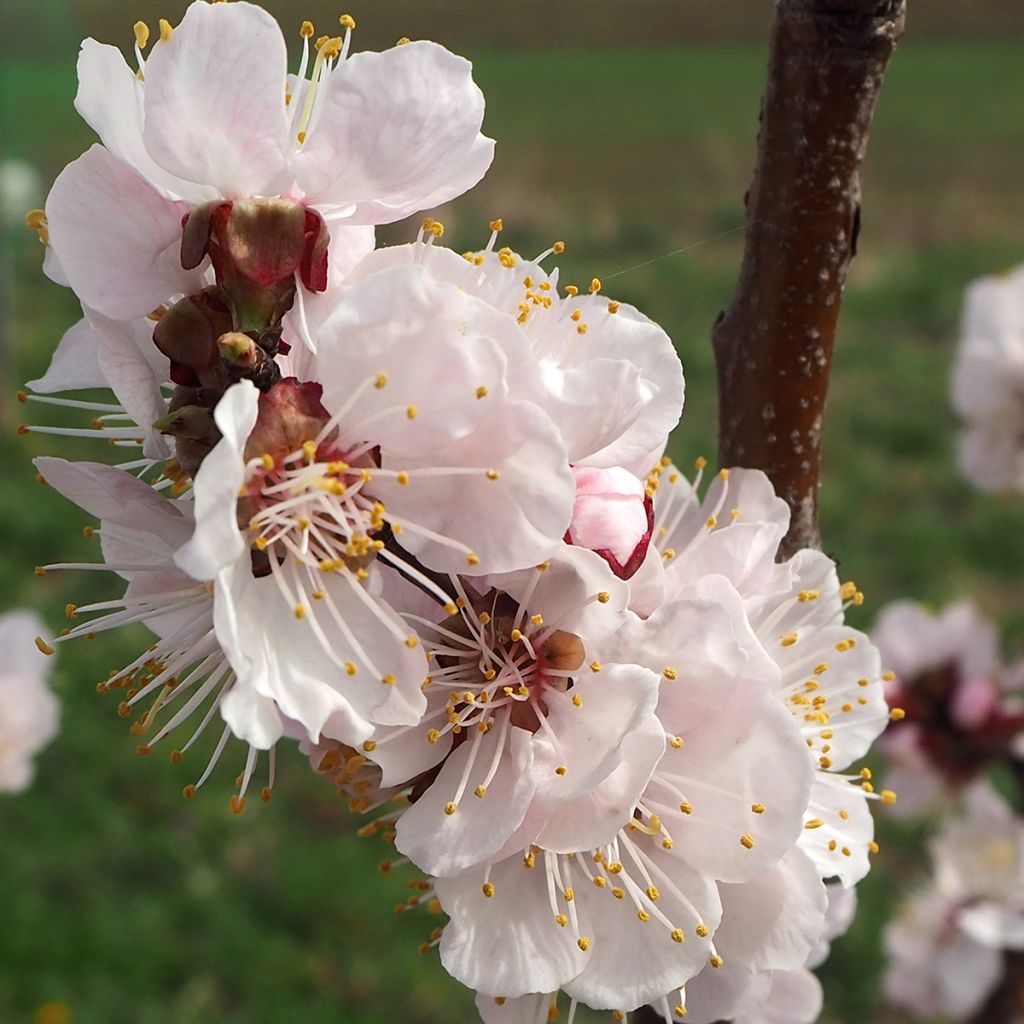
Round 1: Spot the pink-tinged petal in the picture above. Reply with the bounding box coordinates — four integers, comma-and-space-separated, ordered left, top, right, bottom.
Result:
175, 382, 257, 580
27, 318, 104, 392
475, 992, 552, 1024
798, 775, 874, 886
717, 849, 827, 972
74, 39, 209, 201
656, 682, 812, 884
364, 716, 452, 790
742, 969, 823, 1024
219, 676, 285, 749
46, 145, 201, 319
673, 964, 770, 1024
42, 243, 69, 287
536, 709, 665, 854
213, 561, 424, 748
34, 458, 192, 551
396, 726, 536, 878
295, 41, 493, 221
563, 300, 684, 468
437, 855, 588, 998
91, 310, 171, 460
564, 844, 722, 1010
568, 466, 651, 571
377, 398, 574, 574
142, 1, 290, 196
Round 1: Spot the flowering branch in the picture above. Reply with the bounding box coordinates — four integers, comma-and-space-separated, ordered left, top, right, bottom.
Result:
712, 0, 906, 557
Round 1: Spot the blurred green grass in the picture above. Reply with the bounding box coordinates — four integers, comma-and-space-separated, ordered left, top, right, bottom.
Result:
2, 19, 1024, 1024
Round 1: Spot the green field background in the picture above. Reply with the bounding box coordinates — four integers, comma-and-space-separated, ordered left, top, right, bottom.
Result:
1, 2, 1023, 1022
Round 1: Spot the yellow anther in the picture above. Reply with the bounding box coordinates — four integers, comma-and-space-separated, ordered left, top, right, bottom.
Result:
555, 913, 568, 927
890, 707, 906, 721
589, 278, 602, 294
571, 693, 583, 708
564, 284, 579, 297
339, 13, 356, 29
804, 818, 824, 829
589, 661, 602, 673
552, 241, 566, 254
597, 591, 610, 604
840, 581, 857, 600
881, 789, 897, 805
482, 882, 495, 897
381, 674, 396, 687
489, 218, 504, 232
444, 802, 457, 816
396, 471, 410, 486
134, 21, 150, 48
374, 372, 388, 389
34, 636, 55, 656
694, 455, 708, 470
345, 662, 357, 675
679, 801, 693, 815
670, 736, 684, 749
608, 300, 620, 314
530, 613, 544, 626
593, 876, 607, 888
466, 552, 480, 566
646, 885, 660, 901
576, 323, 589, 335
300, 19, 315, 37
739, 834, 755, 849
397, 36, 410, 45
637, 909, 650, 922
751, 803, 766, 814
780, 632, 798, 647
158, 18, 173, 41
427, 728, 440, 744
869, 841, 880, 854
671, 928, 685, 944
293, 603, 307, 620
695, 923, 710, 938
555, 765, 568, 776
710, 955, 724, 969
563, 886, 575, 902
476, 385, 489, 399
611, 887, 625, 899
674, 1005, 687, 1019
663, 667, 678, 680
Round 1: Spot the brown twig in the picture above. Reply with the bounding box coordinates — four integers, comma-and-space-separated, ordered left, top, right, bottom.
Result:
712, 0, 906, 557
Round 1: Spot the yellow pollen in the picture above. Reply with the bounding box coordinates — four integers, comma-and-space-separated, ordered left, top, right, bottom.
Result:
381, 674, 396, 687
339, 13, 356, 29
489, 218, 504, 232
637, 909, 650, 922
555, 765, 568, 776
780, 632, 798, 647
361, 740, 377, 753
694, 456, 708, 470
869, 841, 880, 854
294, 604, 306, 619
158, 18, 173, 41
345, 662, 357, 675
397, 36, 410, 45
675, 1005, 687, 1019
427, 728, 440, 744
695, 923, 710, 938
34, 636, 55, 656
751, 803, 765, 814
552, 241, 566, 254
608, 300, 620, 314
646, 885, 660, 901
572, 694, 583, 707
300, 19, 315, 37
597, 591, 610, 604
611, 887, 625, 899
374, 372, 388, 389
589, 661, 602, 672
804, 818, 824, 829
555, 914, 568, 927
474, 785, 487, 798
740, 834, 755, 849
679, 801, 693, 815
530, 613, 543, 625
663, 667, 678, 680
881, 789, 897, 805
476, 386, 489, 399
710, 955, 724, 969
134, 21, 150, 48
890, 707, 906, 721
396, 471, 410, 486
576, 323, 588, 335
482, 882, 495, 898
671, 928, 685, 943
466, 552, 480, 566
444, 802, 457, 816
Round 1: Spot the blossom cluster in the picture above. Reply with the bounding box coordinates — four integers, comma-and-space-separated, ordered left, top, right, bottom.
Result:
22, 4, 893, 1020
884, 780, 1024, 1020
873, 600, 1024, 818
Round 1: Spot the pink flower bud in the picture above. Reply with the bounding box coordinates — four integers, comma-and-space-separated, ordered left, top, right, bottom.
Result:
566, 466, 652, 579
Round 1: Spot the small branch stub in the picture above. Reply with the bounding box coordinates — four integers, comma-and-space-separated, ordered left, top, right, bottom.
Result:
712, 0, 907, 557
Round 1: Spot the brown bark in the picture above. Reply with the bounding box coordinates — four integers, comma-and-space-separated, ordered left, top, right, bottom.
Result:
713, 0, 906, 557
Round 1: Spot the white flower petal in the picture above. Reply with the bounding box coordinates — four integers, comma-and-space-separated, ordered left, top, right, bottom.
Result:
142, 1, 291, 196
27, 318, 104, 393
45, 145, 202, 319
296, 41, 493, 221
